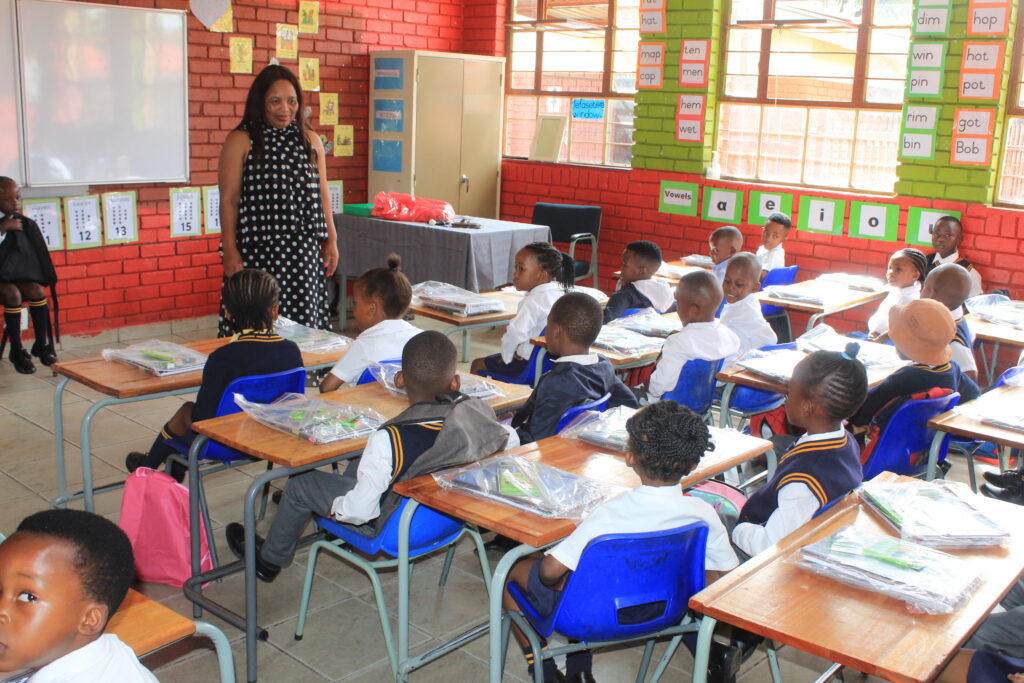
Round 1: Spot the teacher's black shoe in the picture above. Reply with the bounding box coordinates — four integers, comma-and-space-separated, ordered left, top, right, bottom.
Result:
30, 340, 57, 366
9, 348, 35, 374
225, 522, 281, 583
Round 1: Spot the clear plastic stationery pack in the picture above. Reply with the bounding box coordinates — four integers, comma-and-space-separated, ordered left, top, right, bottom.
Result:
498, 284, 610, 305
559, 406, 638, 451
607, 308, 682, 338
234, 392, 385, 445
817, 273, 886, 292
762, 285, 824, 305
735, 348, 807, 383
367, 362, 505, 401
433, 454, 627, 521
955, 390, 1024, 432
858, 479, 1009, 548
795, 526, 981, 614
683, 254, 713, 267
797, 326, 907, 369
411, 281, 505, 317
966, 294, 1024, 330
593, 326, 665, 355
275, 316, 353, 352
103, 340, 207, 376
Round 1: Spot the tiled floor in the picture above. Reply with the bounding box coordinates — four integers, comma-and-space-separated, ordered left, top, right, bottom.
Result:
0, 314, 977, 682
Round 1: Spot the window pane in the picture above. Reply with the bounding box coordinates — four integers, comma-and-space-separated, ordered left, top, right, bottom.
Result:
775, 0, 863, 24
546, 0, 609, 23
569, 115, 605, 164
851, 109, 899, 191
606, 99, 634, 166
766, 28, 857, 101
804, 108, 855, 187
999, 118, 1024, 205
873, 0, 913, 26
758, 106, 807, 183
511, 0, 538, 22
504, 96, 539, 157
730, 0, 765, 22
718, 103, 762, 178
612, 28, 639, 94
540, 29, 606, 92
615, 0, 639, 28
510, 31, 538, 90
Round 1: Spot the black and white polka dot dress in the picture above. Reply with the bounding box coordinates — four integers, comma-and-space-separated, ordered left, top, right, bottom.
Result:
218, 122, 329, 336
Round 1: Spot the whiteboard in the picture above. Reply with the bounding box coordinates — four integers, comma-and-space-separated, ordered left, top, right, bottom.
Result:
16, 0, 189, 186
0, 0, 22, 183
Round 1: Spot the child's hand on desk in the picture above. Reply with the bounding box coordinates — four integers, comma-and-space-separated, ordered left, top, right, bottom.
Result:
0, 215, 23, 233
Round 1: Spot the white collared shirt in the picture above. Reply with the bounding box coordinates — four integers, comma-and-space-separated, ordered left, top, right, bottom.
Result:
933, 251, 983, 298
732, 427, 847, 557
648, 320, 741, 399
711, 259, 729, 283
632, 278, 676, 313
867, 281, 921, 337
328, 318, 421, 384
553, 353, 600, 366
756, 245, 785, 272
500, 281, 565, 364
24, 634, 158, 682
949, 306, 977, 374
721, 293, 777, 357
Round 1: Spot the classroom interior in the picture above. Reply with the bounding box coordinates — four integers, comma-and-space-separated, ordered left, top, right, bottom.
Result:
3, 0, 1024, 680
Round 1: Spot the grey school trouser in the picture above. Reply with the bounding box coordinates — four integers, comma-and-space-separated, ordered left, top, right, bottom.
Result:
260, 459, 360, 567
965, 577, 1024, 657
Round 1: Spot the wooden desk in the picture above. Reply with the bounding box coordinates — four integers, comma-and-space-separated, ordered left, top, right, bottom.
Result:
408, 290, 523, 360
50, 338, 347, 512
965, 313, 1024, 386
755, 279, 887, 333
688, 471, 1024, 683
530, 319, 671, 376
393, 428, 772, 682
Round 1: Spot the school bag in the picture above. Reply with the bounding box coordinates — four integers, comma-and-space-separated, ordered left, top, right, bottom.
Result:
685, 479, 748, 532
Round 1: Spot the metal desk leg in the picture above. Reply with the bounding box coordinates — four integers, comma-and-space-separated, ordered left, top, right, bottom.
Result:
989, 341, 1002, 387
243, 468, 270, 683
691, 615, 717, 683
718, 382, 736, 429
78, 396, 118, 512
489, 543, 539, 683
189, 435, 209, 619
806, 312, 825, 332
53, 376, 70, 507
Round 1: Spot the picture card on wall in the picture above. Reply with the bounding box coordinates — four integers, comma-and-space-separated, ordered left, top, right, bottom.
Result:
899, 132, 936, 159
658, 180, 698, 216
639, 8, 665, 33
746, 191, 793, 226
299, 58, 320, 92
327, 180, 344, 214
678, 61, 709, 88
906, 69, 942, 98
906, 207, 961, 246
275, 24, 298, 60
298, 0, 319, 33
333, 125, 354, 157
22, 198, 63, 251
169, 187, 202, 238
951, 134, 992, 165
913, 7, 949, 35
319, 93, 338, 126
848, 202, 899, 241
909, 42, 946, 69
372, 139, 403, 173
797, 196, 846, 235
203, 186, 221, 234
101, 191, 138, 244
637, 42, 665, 66
636, 66, 664, 89
63, 195, 103, 250
701, 187, 743, 224
967, 2, 1009, 35
676, 119, 704, 142
229, 37, 252, 74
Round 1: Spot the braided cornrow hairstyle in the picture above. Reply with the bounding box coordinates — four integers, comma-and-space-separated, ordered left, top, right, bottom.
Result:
522, 242, 575, 290
357, 253, 412, 318
801, 343, 868, 421
222, 268, 280, 332
625, 401, 712, 482
895, 247, 928, 283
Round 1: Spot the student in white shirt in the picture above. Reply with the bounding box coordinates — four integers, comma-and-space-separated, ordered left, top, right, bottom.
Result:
708, 226, 743, 283
321, 254, 420, 391
921, 262, 979, 382
866, 247, 927, 341
925, 216, 983, 298
0, 509, 158, 683
720, 252, 776, 357
470, 242, 574, 377
755, 212, 791, 280
603, 240, 675, 322
646, 270, 741, 400
501, 401, 738, 683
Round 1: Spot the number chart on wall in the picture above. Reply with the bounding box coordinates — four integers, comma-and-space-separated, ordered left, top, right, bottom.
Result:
63, 195, 103, 250
21, 198, 63, 250
203, 186, 221, 234
170, 187, 202, 238
101, 191, 138, 244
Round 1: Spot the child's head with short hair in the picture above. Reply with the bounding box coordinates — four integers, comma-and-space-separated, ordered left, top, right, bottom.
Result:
886, 248, 928, 288
787, 344, 868, 432
222, 268, 280, 332
922, 263, 972, 312
929, 216, 964, 259
396, 330, 459, 403
0, 509, 135, 676
675, 270, 723, 325
761, 213, 791, 252
709, 226, 743, 265
514, 242, 575, 292
888, 298, 955, 366
0, 176, 21, 216
546, 292, 602, 357
722, 252, 761, 305
624, 401, 711, 485
354, 253, 413, 332
619, 240, 663, 285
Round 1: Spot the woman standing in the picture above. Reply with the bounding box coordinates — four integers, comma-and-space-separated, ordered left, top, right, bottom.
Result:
217, 65, 339, 335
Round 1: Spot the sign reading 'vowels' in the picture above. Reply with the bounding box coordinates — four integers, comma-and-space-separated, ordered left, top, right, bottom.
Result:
658, 180, 699, 216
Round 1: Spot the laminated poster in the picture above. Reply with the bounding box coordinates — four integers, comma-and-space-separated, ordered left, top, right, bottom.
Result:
372, 139, 402, 173
298, 0, 319, 33
210, 4, 232, 32
327, 181, 343, 214
373, 57, 404, 90
21, 198, 63, 250
276, 23, 298, 60
203, 186, 221, 234
373, 99, 404, 132
299, 57, 320, 91
101, 191, 138, 244
229, 37, 252, 74
63, 195, 103, 250
319, 93, 338, 125
169, 187, 202, 238
333, 125, 354, 157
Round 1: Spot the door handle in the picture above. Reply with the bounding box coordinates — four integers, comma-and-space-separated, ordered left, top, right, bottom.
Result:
461, 174, 470, 192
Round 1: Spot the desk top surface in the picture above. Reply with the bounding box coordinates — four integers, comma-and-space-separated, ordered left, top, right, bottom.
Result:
755, 279, 887, 314
689, 471, 1024, 683
965, 314, 1024, 347
393, 428, 771, 548
928, 385, 1024, 449
408, 290, 524, 327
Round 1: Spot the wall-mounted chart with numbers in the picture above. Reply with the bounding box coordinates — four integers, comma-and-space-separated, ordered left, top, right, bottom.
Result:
21, 198, 63, 250
327, 180, 343, 214
63, 195, 103, 250
202, 186, 221, 234
170, 187, 202, 238
101, 191, 138, 244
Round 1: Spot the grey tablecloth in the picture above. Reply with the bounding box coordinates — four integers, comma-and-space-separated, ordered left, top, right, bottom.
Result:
334, 214, 551, 292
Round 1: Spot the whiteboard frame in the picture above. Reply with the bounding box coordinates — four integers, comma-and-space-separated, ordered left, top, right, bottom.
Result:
15, 0, 190, 187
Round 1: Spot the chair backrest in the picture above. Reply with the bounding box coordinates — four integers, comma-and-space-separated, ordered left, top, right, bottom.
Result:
861, 392, 960, 480
618, 307, 646, 320
378, 497, 466, 557
531, 202, 602, 244
993, 365, 1024, 389
555, 392, 611, 435
205, 367, 308, 462
663, 358, 724, 416
356, 358, 402, 386
479, 327, 551, 386
547, 523, 708, 641
760, 265, 800, 316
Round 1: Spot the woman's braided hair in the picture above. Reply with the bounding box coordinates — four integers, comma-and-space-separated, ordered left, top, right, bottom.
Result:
799, 342, 868, 420
625, 401, 712, 481
222, 268, 280, 332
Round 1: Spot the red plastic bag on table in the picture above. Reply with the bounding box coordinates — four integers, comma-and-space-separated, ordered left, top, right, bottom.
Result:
371, 191, 456, 224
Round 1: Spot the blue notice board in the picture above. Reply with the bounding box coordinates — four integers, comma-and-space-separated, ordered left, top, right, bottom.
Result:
372, 139, 403, 173
373, 57, 404, 90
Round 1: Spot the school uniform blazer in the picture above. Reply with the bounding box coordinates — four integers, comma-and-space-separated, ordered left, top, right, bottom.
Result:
927, 251, 983, 298
603, 279, 675, 323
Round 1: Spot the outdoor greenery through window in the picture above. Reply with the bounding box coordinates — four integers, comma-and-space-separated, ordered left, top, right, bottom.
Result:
717, 0, 911, 192
997, 12, 1024, 205
505, 0, 638, 167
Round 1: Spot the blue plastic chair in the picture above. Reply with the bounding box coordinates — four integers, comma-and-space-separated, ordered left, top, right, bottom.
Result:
662, 358, 724, 420
616, 307, 646, 320
861, 392, 960, 481
355, 358, 401, 385
555, 392, 611, 435
478, 327, 552, 387
948, 365, 1024, 491
505, 523, 709, 683
717, 343, 795, 432
761, 266, 799, 342
295, 497, 491, 679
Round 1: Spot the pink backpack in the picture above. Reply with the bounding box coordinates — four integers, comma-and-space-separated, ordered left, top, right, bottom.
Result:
118, 467, 213, 587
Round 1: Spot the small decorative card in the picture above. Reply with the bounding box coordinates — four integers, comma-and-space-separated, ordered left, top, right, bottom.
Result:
101, 191, 138, 244
21, 198, 63, 250
63, 195, 103, 250
203, 185, 221, 234
169, 187, 202, 238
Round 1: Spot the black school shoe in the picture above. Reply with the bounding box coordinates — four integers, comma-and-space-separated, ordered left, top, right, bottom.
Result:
984, 470, 1024, 489
30, 341, 57, 366
225, 522, 281, 583
565, 672, 595, 683
981, 483, 1024, 505
9, 348, 35, 374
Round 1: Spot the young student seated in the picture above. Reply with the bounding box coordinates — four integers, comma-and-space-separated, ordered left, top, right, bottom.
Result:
0, 176, 58, 375
125, 269, 302, 480
720, 252, 776, 357
866, 247, 927, 341
502, 401, 739, 683
513, 293, 638, 444
603, 240, 675, 323
921, 262, 978, 383
732, 346, 867, 557
936, 649, 1024, 683
645, 270, 740, 401
226, 331, 517, 582
0, 509, 157, 682
925, 215, 983, 298
470, 242, 575, 377
755, 213, 792, 280
320, 254, 419, 391
849, 298, 980, 436
709, 226, 743, 283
